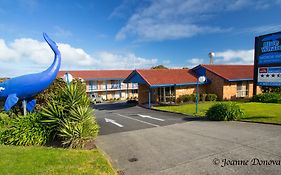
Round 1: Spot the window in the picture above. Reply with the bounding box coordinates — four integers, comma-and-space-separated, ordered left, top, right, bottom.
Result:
237, 82, 248, 97
89, 81, 98, 91
111, 80, 120, 89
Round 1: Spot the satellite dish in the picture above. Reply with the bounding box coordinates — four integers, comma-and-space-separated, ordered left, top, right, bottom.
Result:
198, 76, 206, 83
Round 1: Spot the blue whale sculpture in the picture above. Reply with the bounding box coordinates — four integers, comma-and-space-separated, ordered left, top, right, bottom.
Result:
0, 33, 61, 112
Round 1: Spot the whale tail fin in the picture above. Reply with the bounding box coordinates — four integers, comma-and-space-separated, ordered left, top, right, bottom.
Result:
43, 33, 60, 56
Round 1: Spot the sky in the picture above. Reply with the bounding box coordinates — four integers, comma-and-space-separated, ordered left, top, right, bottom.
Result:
0, 0, 281, 77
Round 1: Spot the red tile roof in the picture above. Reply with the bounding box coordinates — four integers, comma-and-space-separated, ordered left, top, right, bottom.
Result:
58, 70, 133, 80
200, 64, 254, 80
135, 69, 198, 86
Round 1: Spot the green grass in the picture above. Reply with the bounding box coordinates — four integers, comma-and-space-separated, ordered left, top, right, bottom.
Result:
0, 145, 116, 175
154, 102, 281, 124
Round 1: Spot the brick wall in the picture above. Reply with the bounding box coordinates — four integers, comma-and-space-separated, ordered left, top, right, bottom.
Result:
248, 82, 262, 96
205, 70, 224, 100
223, 82, 237, 100
175, 86, 196, 98
138, 84, 150, 104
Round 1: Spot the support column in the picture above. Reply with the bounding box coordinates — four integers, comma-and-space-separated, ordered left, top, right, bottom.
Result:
105, 80, 108, 100
148, 89, 151, 108
89, 80, 92, 95
159, 87, 162, 102
126, 83, 129, 98
163, 87, 166, 103
119, 80, 122, 99
132, 83, 135, 97
169, 86, 172, 103
174, 85, 176, 103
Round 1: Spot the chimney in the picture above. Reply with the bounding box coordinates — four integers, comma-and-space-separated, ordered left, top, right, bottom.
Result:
208, 52, 215, 64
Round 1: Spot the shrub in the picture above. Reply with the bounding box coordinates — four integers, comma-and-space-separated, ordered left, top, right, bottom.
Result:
35, 78, 66, 111
206, 103, 244, 121
200, 94, 207, 102
252, 93, 281, 103
0, 112, 10, 126
177, 96, 184, 103
0, 113, 50, 146
41, 82, 99, 148
190, 94, 196, 102
182, 95, 192, 102
206, 94, 217, 101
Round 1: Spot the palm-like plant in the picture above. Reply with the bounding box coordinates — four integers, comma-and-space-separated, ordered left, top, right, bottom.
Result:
59, 106, 99, 148
40, 80, 99, 148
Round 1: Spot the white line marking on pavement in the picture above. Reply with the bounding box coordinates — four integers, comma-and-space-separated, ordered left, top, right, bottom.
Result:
137, 114, 165, 121
116, 114, 160, 127
105, 118, 124, 127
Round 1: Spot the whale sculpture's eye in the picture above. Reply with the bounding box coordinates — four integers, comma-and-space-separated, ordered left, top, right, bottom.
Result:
0, 87, 5, 92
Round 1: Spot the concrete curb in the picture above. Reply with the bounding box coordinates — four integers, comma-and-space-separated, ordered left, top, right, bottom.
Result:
238, 120, 281, 126
139, 104, 281, 126
138, 104, 201, 117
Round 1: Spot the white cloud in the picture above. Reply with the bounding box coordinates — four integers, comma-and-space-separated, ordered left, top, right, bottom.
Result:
0, 37, 157, 77
186, 58, 204, 68
215, 49, 254, 65
94, 52, 157, 69
115, 0, 279, 41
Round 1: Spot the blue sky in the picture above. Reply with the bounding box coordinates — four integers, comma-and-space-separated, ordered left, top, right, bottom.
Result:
0, 0, 281, 77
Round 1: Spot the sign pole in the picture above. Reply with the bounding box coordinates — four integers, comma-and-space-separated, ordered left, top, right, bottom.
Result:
253, 37, 259, 96
196, 80, 199, 113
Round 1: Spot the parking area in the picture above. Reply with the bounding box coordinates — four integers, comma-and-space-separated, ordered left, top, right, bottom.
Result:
94, 102, 281, 175
94, 102, 195, 135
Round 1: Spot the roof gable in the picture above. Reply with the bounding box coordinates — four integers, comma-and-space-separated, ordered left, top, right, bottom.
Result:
123, 70, 147, 84
124, 69, 198, 87
197, 64, 254, 81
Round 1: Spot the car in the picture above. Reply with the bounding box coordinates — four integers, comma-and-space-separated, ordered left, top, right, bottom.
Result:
90, 94, 103, 103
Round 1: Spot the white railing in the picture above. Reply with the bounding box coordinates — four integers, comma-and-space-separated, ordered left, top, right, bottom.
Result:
87, 82, 138, 92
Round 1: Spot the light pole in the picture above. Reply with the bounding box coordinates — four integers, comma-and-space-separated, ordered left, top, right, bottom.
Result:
196, 76, 206, 114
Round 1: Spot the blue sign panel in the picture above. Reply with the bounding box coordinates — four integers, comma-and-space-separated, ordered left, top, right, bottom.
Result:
257, 33, 281, 65
254, 31, 281, 87
258, 52, 281, 64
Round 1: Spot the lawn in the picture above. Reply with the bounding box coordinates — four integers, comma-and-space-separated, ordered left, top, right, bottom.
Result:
154, 102, 281, 124
0, 145, 116, 175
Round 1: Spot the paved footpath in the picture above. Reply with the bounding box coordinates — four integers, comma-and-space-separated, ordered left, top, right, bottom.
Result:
94, 102, 281, 175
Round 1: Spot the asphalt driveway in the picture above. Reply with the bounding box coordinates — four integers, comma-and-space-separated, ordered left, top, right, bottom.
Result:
94, 102, 281, 175
94, 102, 193, 135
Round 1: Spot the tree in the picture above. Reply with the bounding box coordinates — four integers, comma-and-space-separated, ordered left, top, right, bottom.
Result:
151, 65, 168, 69
34, 78, 67, 111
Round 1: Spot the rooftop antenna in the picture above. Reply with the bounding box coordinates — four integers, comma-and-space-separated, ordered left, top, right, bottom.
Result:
208, 52, 215, 64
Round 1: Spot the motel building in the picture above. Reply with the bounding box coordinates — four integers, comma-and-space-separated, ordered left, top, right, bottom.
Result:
123, 64, 262, 107
58, 70, 138, 100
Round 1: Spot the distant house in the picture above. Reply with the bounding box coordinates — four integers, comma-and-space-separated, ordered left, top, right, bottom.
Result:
192, 64, 262, 100
124, 69, 201, 106
58, 70, 138, 100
